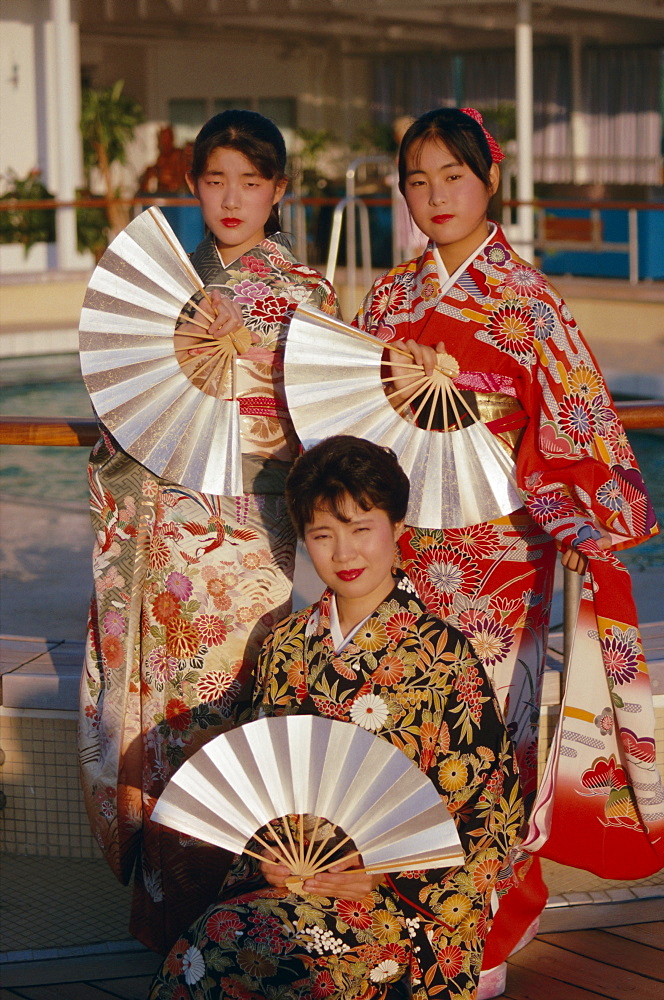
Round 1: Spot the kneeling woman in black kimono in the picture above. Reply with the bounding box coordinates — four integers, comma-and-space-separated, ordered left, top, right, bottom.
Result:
149, 436, 523, 1000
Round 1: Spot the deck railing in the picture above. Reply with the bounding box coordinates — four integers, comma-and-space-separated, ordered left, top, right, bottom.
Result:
1, 194, 662, 283
1, 400, 662, 447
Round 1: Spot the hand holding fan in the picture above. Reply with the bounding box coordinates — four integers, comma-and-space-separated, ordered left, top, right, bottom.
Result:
79, 207, 252, 496
283, 304, 522, 528
151, 715, 464, 894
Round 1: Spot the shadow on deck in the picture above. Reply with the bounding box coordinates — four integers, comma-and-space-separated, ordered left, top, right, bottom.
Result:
0, 919, 662, 999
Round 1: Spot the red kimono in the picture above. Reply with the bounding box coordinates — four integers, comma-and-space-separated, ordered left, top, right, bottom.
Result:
354, 225, 663, 965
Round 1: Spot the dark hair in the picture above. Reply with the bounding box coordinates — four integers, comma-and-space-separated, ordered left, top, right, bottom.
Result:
398, 107, 493, 194
190, 109, 287, 235
285, 435, 410, 538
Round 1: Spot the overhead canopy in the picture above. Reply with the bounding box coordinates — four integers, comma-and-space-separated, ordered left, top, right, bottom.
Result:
52, 2, 664, 269
81, 0, 663, 49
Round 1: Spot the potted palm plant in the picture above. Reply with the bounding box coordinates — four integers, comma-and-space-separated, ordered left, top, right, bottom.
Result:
80, 80, 144, 245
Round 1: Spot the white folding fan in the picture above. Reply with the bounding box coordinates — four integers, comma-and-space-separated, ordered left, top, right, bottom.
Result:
152, 715, 464, 892
283, 304, 522, 529
79, 207, 252, 496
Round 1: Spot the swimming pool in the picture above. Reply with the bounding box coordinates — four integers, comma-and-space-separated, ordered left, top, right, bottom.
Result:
1, 353, 662, 569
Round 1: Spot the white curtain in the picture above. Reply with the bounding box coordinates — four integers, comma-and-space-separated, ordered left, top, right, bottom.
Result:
584, 46, 662, 185
372, 45, 662, 186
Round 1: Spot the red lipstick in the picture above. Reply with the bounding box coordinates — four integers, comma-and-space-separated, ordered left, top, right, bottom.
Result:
431, 214, 453, 224
221, 218, 242, 227
336, 569, 365, 582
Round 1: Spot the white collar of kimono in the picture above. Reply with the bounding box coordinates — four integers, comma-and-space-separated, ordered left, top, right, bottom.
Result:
328, 593, 372, 653
216, 244, 239, 269
432, 221, 497, 294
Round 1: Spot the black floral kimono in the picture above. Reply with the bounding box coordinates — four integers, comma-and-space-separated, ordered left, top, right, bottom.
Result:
149, 572, 522, 999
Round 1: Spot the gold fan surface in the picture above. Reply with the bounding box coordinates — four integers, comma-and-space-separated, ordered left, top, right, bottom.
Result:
78, 207, 243, 496
283, 304, 522, 529
151, 715, 464, 876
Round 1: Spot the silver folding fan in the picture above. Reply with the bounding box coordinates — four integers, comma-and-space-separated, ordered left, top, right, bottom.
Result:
79, 207, 252, 496
283, 304, 522, 529
152, 715, 464, 892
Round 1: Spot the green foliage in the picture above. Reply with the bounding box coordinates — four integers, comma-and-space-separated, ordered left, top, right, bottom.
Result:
75, 195, 109, 259
295, 127, 336, 170
80, 80, 144, 245
476, 103, 516, 144
0, 169, 55, 251
0, 170, 103, 256
80, 80, 144, 177
352, 121, 396, 154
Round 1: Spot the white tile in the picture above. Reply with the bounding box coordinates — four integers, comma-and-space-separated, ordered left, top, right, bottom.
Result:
544, 894, 569, 908
631, 884, 664, 899
562, 891, 594, 905
606, 888, 637, 902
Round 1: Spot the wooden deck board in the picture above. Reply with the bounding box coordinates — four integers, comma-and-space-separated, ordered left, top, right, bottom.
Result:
1, 922, 662, 999
538, 927, 664, 979
503, 962, 612, 999
0, 952, 161, 990
4, 985, 127, 999
605, 920, 664, 949
506, 935, 664, 999
90, 978, 156, 999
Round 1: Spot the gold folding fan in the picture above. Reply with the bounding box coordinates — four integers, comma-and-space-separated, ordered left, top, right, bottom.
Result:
283, 304, 522, 529
152, 715, 464, 893
79, 207, 252, 496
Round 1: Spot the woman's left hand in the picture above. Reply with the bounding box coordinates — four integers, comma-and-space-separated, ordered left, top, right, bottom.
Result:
561, 522, 612, 575
302, 855, 384, 901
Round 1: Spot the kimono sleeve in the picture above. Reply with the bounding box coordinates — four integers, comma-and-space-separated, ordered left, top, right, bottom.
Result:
385, 624, 522, 995
312, 275, 342, 319
353, 263, 414, 338
390, 626, 522, 896
251, 610, 311, 718
516, 288, 658, 553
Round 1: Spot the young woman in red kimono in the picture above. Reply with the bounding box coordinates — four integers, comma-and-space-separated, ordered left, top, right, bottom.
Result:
353, 107, 662, 999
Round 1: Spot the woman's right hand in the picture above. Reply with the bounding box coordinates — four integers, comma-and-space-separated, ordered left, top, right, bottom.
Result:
387, 338, 446, 408
561, 521, 612, 575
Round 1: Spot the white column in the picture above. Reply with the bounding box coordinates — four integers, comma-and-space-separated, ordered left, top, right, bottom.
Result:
51, 0, 80, 270
570, 34, 589, 184
515, 0, 534, 261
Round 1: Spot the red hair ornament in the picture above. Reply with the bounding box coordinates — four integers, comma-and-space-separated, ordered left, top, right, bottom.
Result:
460, 107, 505, 163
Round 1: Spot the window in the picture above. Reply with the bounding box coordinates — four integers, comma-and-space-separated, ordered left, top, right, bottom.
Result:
169, 99, 207, 144
168, 97, 298, 148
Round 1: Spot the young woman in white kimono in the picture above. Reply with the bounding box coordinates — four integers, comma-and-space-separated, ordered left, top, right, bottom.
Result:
79, 110, 339, 953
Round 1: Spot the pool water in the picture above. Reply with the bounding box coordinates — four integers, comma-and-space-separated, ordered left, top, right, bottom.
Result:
1, 354, 662, 568
1, 355, 94, 505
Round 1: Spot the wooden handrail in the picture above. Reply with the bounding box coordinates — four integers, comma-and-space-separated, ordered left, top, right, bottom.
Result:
612, 400, 664, 429
0, 401, 662, 447
0, 416, 99, 447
